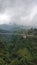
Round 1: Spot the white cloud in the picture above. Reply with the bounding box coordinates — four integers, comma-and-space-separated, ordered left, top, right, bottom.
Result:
30, 5, 37, 20
0, 10, 11, 24
0, 0, 37, 26
20, 5, 37, 25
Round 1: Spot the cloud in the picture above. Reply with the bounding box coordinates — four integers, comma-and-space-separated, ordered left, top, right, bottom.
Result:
0, 0, 37, 26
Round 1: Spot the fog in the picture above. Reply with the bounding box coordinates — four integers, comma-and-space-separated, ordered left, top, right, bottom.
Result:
0, 0, 37, 26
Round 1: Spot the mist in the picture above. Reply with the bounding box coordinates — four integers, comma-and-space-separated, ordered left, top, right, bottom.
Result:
0, 0, 37, 26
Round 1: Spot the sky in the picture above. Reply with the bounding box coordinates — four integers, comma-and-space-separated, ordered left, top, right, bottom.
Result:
0, 0, 37, 26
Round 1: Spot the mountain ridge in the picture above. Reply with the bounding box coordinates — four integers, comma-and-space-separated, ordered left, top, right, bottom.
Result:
0, 24, 37, 31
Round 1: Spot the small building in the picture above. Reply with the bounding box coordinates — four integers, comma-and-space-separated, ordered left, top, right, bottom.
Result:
22, 35, 26, 39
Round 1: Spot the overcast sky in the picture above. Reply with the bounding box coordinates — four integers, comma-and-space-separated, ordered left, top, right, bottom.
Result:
0, 0, 37, 26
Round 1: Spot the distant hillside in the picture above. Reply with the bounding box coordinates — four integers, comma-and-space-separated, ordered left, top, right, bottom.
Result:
0, 24, 37, 32
0, 29, 10, 33
0, 24, 25, 31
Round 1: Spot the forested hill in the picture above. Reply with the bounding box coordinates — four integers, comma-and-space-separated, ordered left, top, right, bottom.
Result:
0, 29, 10, 33
0, 34, 37, 65
0, 24, 34, 31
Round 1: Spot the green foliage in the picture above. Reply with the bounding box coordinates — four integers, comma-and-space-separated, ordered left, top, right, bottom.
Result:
0, 29, 37, 65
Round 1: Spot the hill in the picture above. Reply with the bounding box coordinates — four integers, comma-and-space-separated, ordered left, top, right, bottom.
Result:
0, 29, 10, 33
0, 29, 37, 65
0, 24, 33, 31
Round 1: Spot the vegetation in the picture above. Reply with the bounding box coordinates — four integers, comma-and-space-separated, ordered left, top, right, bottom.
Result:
0, 28, 37, 65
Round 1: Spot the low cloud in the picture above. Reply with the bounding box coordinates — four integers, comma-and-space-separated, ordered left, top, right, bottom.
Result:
0, 0, 37, 26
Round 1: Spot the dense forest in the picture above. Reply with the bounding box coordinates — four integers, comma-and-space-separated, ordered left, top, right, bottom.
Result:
0, 28, 37, 65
